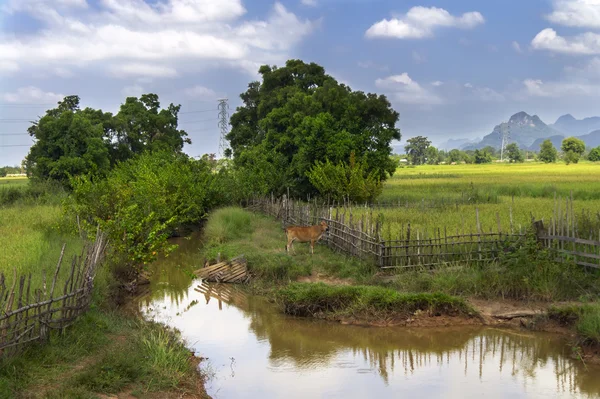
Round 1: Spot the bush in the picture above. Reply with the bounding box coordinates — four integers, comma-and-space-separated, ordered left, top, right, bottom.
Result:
549, 304, 600, 344
307, 152, 383, 202
0, 180, 65, 207
66, 151, 226, 273
588, 146, 600, 162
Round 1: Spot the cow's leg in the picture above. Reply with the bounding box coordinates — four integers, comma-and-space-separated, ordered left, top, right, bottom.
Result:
310, 239, 315, 255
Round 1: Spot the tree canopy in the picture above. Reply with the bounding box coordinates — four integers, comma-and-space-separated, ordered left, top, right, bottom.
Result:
404, 136, 431, 165
588, 146, 600, 162
561, 137, 586, 165
25, 94, 189, 187
226, 59, 401, 198
538, 139, 558, 163
505, 143, 524, 163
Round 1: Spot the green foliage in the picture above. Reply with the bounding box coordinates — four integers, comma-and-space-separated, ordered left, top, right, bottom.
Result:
204, 207, 254, 245
562, 137, 586, 157
66, 151, 224, 273
587, 146, 600, 162
388, 230, 599, 301
505, 143, 524, 163
548, 303, 600, 344
25, 94, 190, 189
306, 152, 383, 202
277, 283, 474, 319
448, 149, 462, 163
0, 180, 65, 207
426, 146, 440, 165
474, 149, 492, 164
227, 59, 400, 198
538, 139, 558, 163
405, 136, 431, 165
564, 150, 580, 165
0, 310, 203, 397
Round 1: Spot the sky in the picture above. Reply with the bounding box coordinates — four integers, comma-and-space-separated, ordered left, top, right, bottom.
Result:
1, 0, 600, 165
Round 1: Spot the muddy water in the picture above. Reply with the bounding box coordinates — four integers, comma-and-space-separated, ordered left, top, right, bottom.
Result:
135, 234, 600, 399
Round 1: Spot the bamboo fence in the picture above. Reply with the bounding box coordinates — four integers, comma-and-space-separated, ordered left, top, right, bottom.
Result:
248, 194, 600, 270
0, 229, 108, 358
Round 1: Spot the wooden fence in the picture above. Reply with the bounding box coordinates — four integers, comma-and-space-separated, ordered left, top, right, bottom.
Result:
247, 195, 600, 270
0, 230, 108, 358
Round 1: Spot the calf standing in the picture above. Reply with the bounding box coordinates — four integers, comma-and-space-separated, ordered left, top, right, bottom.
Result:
284, 221, 329, 255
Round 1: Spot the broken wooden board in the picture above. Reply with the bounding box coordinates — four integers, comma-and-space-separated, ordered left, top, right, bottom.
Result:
193, 255, 249, 284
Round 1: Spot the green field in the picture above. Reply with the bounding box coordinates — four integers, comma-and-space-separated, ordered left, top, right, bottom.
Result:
0, 205, 83, 298
364, 162, 600, 238
0, 177, 27, 186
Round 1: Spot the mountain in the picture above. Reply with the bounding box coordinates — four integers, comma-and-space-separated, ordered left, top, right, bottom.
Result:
463, 111, 561, 150
437, 138, 480, 151
528, 135, 565, 151
550, 114, 600, 136
577, 130, 600, 148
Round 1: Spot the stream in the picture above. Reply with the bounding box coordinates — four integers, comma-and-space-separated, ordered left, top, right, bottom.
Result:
132, 233, 600, 399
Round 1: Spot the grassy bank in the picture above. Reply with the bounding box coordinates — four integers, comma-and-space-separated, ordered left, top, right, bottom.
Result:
0, 309, 208, 398
203, 207, 375, 282
0, 200, 210, 398
548, 303, 600, 345
277, 283, 476, 324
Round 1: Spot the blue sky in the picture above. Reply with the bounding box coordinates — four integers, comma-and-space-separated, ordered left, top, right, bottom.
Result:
2, 0, 600, 165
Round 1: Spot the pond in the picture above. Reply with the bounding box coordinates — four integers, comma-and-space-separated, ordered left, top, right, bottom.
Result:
133, 234, 600, 399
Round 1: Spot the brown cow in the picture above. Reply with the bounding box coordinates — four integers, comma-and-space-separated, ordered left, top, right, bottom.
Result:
284, 221, 329, 255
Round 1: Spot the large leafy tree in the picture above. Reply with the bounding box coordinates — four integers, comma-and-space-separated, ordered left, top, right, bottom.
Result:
25, 96, 111, 187
404, 136, 431, 165
505, 143, 524, 163
227, 59, 401, 198
25, 93, 190, 188
538, 139, 557, 163
561, 137, 586, 165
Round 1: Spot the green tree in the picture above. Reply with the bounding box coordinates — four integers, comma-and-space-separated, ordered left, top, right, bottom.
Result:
226, 59, 400, 198
561, 137, 585, 164
505, 143, 524, 163
405, 136, 431, 165
538, 139, 558, 163
588, 146, 600, 162
25, 96, 111, 187
474, 149, 492, 164
481, 146, 498, 158
111, 94, 190, 164
426, 146, 440, 165
0, 168, 6, 177
448, 149, 462, 164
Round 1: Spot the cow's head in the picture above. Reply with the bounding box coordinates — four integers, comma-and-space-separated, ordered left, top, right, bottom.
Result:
320, 220, 329, 232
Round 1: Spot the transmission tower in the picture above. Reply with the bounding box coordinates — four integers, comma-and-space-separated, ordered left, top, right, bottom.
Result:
498, 122, 510, 162
217, 98, 230, 158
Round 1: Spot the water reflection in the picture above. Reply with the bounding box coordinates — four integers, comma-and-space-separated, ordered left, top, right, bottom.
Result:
137, 278, 600, 399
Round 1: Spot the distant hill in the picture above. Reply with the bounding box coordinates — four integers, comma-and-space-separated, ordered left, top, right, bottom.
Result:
577, 130, 600, 148
528, 135, 565, 151
463, 111, 561, 150
550, 114, 600, 136
437, 138, 480, 151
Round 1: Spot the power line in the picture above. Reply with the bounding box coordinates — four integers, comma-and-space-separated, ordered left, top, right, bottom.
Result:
179, 109, 215, 115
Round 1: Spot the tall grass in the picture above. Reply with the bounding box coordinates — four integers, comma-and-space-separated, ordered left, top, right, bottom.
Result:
548, 303, 600, 344
0, 204, 83, 293
0, 179, 66, 207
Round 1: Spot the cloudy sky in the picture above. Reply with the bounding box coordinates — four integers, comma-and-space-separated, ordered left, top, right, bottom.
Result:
1, 0, 600, 165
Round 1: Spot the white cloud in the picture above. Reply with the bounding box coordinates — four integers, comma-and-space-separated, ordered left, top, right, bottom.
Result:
431, 81, 443, 86
546, 0, 600, 28
375, 73, 443, 105
53, 67, 74, 78
522, 78, 600, 98
365, 6, 484, 39
109, 63, 178, 79
564, 57, 600, 79
2, 86, 64, 104
184, 85, 217, 99
301, 0, 317, 6
531, 28, 600, 55
0, 61, 19, 73
412, 50, 425, 63
121, 84, 145, 98
0, 1, 316, 77
512, 41, 523, 53
357, 61, 389, 71
464, 83, 473, 88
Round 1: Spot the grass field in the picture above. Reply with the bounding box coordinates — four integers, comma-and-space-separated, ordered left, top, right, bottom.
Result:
366, 162, 600, 238
0, 204, 83, 299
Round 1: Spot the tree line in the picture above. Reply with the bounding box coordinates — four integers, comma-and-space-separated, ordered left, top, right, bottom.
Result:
401, 135, 599, 165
